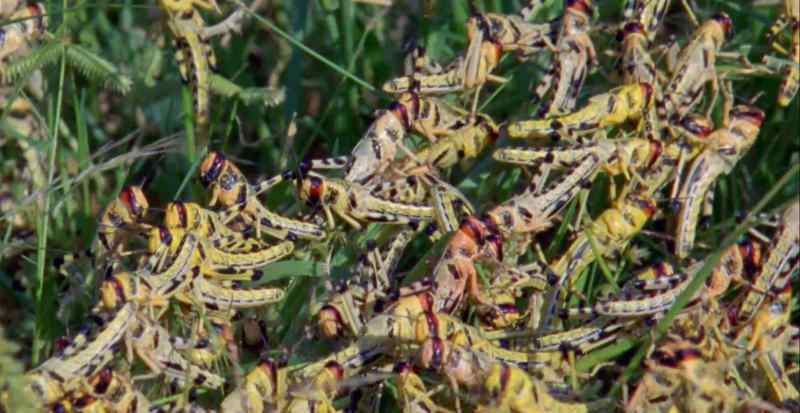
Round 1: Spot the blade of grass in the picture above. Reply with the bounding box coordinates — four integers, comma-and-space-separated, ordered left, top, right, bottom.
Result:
33, 33, 68, 366
239, 4, 378, 94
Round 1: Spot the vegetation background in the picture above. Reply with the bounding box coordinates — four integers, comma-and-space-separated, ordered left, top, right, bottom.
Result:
0, 0, 798, 410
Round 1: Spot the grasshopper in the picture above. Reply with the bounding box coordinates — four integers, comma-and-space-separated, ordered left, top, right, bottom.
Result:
282, 362, 344, 413
158, 0, 220, 143
417, 331, 609, 413
741, 286, 799, 403
659, 13, 732, 122
165, 201, 244, 245
478, 363, 613, 413
55, 186, 151, 276
393, 362, 454, 413
432, 154, 600, 314
674, 105, 765, 260
383, 37, 505, 114
320, 234, 422, 339
186, 275, 285, 311
398, 114, 499, 176
93, 270, 226, 390
32, 304, 135, 390
476, 292, 522, 331
531, 0, 597, 117
540, 192, 656, 327
200, 152, 326, 241
495, 136, 664, 201
615, 21, 663, 140
301, 92, 471, 187
398, 92, 472, 143
297, 172, 434, 230
147, 226, 293, 281
369, 173, 476, 237
467, 13, 554, 62
766, 0, 799, 107
616, 22, 659, 87
220, 358, 289, 413
124, 311, 225, 389
81, 368, 151, 413
508, 83, 653, 143
0, 3, 47, 64
628, 339, 741, 413
382, 42, 505, 96
562, 241, 756, 319
299, 298, 430, 381
630, 114, 715, 196
737, 201, 799, 323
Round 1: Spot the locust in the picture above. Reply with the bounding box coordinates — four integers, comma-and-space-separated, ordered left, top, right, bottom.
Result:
0, 2, 47, 64
164, 201, 245, 246
674, 105, 765, 260
300, 92, 472, 187
297, 171, 435, 230
659, 13, 732, 122
398, 113, 500, 176
147, 226, 293, 281
124, 311, 225, 390
79, 368, 151, 413
737, 201, 799, 323
478, 363, 612, 413
282, 362, 344, 413
199, 152, 326, 241
186, 275, 285, 311
393, 362, 454, 413
432, 154, 601, 314
416, 330, 610, 413
26, 306, 130, 404
382, 41, 505, 99
539, 192, 657, 328
158, 0, 220, 143
494, 135, 664, 200
531, 0, 597, 117
320, 234, 422, 339
766, 0, 799, 106
508, 82, 653, 143
616, 21, 659, 88
561, 240, 759, 319
739, 286, 799, 404
383, 34, 505, 114
55, 186, 152, 279
466, 13, 554, 62
220, 358, 289, 413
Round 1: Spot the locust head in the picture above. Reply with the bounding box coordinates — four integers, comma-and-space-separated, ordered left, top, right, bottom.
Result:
119, 186, 149, 221
711, 12, 733, 39
318, 304, 345, 339
200, 152, 226, 188
300, 175, 325, 207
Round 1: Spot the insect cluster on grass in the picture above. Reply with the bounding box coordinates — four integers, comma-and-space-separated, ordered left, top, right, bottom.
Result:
0, 0, 798, 412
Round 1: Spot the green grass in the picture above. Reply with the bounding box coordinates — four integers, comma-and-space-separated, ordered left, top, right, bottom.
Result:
0, 0, 798, 410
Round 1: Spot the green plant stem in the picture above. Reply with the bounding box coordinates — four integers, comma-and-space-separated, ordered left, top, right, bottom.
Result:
33, 33, 68, 368
241, 5, 377, 93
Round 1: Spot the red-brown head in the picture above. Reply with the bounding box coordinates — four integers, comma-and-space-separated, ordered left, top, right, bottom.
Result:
200, 152, 226, 188
711, 13, 733, 38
